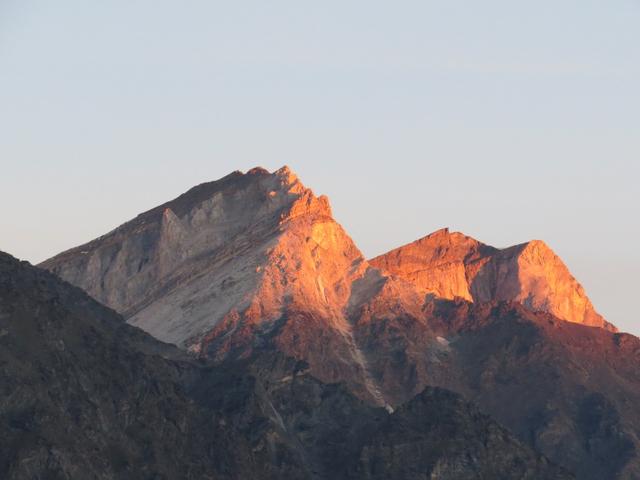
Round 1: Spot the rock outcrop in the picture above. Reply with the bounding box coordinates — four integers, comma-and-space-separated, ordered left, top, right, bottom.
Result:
41, 167, 357, 343
370, 228, 614, 330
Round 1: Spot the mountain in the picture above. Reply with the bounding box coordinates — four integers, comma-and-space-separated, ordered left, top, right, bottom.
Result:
41, 166, 393, 404
0, 251, 572, 480
40, 166, 355, 343
41, 166, 640, 478
370, 228, 614, 331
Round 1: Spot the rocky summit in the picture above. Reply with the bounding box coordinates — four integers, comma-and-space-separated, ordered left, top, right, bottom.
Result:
370, 227, 614, 330
41, 166, 357, 348
40, 166, 640, 479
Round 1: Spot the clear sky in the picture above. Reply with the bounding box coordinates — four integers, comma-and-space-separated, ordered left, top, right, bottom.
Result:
1, 1, 638, 334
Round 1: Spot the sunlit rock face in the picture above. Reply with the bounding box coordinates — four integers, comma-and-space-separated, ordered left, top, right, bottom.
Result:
370, 228, 615, 331
41, 166, 393, 403
368, 228, 492, 302
41, 167, 352, 344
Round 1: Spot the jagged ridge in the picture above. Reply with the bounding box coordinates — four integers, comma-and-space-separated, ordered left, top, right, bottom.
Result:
370, 227, 614, 331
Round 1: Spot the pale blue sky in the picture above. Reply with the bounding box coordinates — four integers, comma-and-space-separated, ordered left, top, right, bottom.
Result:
1, 1, 638, 334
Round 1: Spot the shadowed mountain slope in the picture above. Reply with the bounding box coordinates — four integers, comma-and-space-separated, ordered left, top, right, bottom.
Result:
0, 251, 572, 479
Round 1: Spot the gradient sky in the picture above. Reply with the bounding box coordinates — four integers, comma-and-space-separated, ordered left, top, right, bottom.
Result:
1, 1, 638, 334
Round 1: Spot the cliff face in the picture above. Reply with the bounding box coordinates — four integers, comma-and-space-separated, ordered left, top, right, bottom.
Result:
41, 167, 362, 346
370, 228, 614, 331
41, 166, 391, 404
39, 166, 640, 479
1, 251, 572, 480
368, 228, 492, 302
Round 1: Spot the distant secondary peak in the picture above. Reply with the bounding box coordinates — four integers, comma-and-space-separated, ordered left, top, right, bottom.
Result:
371, 230, 614, 331
413, 228, 482, 246
378, 229, 486, 260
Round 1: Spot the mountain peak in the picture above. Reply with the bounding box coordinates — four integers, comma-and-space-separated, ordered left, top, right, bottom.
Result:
40, 165, 354, 350
490, 238, 615, 330
518, 238, 554, 258
371, 230, 615, 331
425, 226, 451, 237
394, 227, 490, 251
369, 228, 493, 302
274, 164, 298, 183
245, 166, 270, 175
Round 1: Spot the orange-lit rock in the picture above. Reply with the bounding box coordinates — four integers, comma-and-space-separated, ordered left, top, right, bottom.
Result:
370, 228, 615, 331
41, 169, 617, 400
368, 228, 491, 302
41, 166, 392, 404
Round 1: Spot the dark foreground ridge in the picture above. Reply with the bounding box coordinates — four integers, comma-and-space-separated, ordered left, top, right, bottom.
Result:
0, 251, 571, 479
